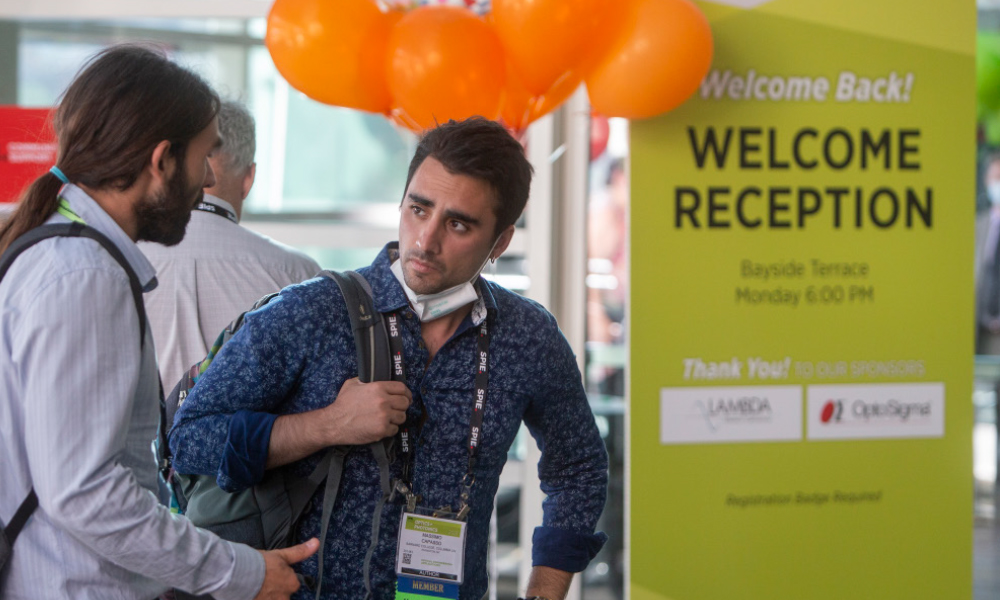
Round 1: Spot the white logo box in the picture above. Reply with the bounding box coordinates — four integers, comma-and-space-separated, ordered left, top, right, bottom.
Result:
806, 382, 945, 441
660, 385, 802, 445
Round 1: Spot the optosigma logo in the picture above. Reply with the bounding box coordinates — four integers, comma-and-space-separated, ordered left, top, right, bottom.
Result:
850, 398, 931, 421
820, 397, 930, 425
807, 383, 945, 441
820, 399, 843, 423
697, 395, 773, 431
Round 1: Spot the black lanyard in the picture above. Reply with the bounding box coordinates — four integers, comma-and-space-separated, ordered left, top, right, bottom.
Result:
466, 319, 490, 475
385, 311, 491, 518
458, 319, 491, 519
194, 201, 238, 224
385, 312, 411, 481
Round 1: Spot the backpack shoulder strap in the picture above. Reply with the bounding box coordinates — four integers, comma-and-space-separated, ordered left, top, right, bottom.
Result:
302, 270, 392, 598
1, 488, 37, 548
320, 269, 391, 382
346, 270, 392, 383
0, 222, 147, 347
0, 222, 147, 549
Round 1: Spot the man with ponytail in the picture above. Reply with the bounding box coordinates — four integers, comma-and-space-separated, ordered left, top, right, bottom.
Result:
0, 45, 316, 600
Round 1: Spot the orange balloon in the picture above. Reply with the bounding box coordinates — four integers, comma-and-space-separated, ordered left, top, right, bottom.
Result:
266, 0, 398, 114
387, 7, 506, 132
492, 0, 628, 96
499, 65, 582, 134
586, 0, 713, 120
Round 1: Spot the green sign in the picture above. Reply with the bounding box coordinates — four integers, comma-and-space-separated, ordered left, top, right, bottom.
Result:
629, 1, 974, 599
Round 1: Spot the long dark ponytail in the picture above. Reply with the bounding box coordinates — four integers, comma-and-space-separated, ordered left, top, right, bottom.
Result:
0, 44, 219, 254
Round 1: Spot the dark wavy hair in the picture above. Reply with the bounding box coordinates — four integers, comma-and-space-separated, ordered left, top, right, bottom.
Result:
405, 117, 533, 236
0, 44, 219, 253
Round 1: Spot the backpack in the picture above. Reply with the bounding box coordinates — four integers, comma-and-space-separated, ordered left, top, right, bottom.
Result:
0, 222, 149, 575
157, 270, 394, 599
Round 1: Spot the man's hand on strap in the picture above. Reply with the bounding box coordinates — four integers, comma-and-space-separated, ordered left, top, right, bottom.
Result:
320, 378, 412, 444
266, 379, 412, 469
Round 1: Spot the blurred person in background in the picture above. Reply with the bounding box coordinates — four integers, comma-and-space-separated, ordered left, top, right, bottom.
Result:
140, 99, 319, 389
976, 152, 1000, 354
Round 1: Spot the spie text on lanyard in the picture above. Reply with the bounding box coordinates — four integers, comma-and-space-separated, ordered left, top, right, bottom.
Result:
193, 201, 238, 224
385, 313, 491, 519
388, 314, 491, 594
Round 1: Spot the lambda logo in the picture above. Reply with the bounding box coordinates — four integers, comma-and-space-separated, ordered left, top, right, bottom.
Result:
660, 385, 802, 444
820, 399, 844, 423
697, 396, 773, 432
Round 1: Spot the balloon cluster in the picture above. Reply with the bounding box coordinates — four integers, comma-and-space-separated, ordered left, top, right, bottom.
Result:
266, 0, 713, 135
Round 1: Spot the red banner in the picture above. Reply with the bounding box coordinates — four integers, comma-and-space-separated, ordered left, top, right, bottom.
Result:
0, 106, 56, 203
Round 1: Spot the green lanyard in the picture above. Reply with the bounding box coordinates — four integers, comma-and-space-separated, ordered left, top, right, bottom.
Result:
57, 198, 86, 224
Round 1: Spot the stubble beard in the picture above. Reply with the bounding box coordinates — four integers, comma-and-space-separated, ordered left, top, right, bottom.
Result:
402, 249, 448, 295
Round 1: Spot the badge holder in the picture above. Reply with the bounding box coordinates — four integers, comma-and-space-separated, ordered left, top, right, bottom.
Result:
395, 505, 467, 600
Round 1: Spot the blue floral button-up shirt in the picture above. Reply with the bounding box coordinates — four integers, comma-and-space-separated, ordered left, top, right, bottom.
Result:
169, 243, 608, 599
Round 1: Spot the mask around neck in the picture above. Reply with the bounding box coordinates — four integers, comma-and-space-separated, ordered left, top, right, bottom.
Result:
989, 181, 1000, 206
391, 258, 480, 322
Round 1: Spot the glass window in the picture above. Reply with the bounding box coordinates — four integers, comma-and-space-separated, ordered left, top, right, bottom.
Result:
583, 116, 629, 600
18, 33, 102, 106
12, 19, 417, 222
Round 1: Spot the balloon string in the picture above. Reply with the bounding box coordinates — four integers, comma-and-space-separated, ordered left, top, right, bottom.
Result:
548, 71, 573, 93
392, 107, 422, 133
525, 96, 540, 128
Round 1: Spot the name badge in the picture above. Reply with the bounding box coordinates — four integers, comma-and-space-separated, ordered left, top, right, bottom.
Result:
395, 512, 467, 597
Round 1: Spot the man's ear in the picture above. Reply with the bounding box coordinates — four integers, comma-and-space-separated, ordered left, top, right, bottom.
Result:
149, 140, 175, 187
241, 163, 257, 201
491, 224, 516, 260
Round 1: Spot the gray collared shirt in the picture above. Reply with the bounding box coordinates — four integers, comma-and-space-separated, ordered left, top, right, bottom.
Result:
0, 184, 264, 599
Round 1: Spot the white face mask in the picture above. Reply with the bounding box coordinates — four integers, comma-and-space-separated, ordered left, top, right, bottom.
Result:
391, 259, 480, 322
390, 239, 500, 322
988, 181, 1000, 206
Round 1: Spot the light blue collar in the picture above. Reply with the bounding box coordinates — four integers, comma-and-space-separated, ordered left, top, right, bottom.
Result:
55, 184, 159, 292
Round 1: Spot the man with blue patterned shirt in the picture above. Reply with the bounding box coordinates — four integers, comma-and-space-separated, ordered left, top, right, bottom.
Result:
170, 117, 609, 600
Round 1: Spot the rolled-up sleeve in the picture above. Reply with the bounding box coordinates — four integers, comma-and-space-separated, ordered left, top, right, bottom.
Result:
531, 527, 608, 573
219, 409, 279, 491
17, 267, 265, 599
522, 318, 610, 572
